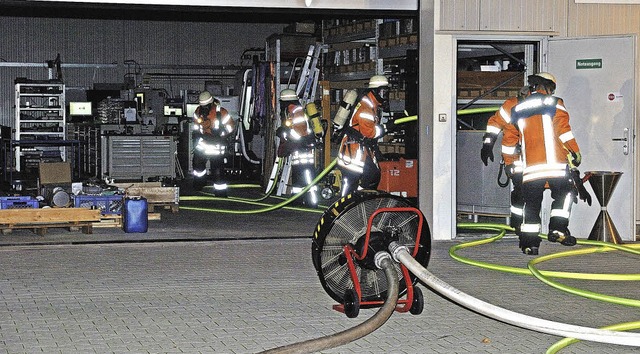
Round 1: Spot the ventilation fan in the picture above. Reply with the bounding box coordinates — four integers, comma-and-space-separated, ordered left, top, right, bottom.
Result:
312, 190, 431, 317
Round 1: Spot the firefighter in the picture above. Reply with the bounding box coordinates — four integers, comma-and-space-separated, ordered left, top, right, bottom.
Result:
481, 86, 530, 234
501, 72, 582, 255
335, 75, 389, 196
191, 91, 236, 195
276, 89, 320, 207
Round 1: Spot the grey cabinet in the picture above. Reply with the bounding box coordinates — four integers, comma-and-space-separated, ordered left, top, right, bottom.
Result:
101, 135, 176, 181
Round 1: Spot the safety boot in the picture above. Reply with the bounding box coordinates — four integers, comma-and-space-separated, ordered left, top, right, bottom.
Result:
548, 230, 577, 246
521, 246, 539, 255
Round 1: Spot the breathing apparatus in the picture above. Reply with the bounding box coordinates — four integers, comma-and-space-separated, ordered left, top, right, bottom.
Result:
305, 102, 325, 138
332, 89, 358, 130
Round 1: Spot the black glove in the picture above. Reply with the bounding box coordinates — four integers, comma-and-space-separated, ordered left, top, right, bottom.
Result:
480, 133, 497, 166
330, 124, 344, 143
570, 169, 592, 206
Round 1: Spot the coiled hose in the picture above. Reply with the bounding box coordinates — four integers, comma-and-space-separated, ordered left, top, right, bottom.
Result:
391, 241, 640, 347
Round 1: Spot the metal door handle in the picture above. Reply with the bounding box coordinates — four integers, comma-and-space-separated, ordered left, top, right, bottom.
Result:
612, 128, 629, 155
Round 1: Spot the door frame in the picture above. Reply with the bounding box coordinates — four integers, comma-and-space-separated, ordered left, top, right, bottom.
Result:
436, 34, 546, 241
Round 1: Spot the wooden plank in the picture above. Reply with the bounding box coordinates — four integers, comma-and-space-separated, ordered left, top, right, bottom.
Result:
125, 186, 179, 205
0, 208, 102, 224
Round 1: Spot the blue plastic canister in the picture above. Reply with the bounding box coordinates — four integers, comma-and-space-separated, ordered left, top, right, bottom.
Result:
123, 196, 148, 233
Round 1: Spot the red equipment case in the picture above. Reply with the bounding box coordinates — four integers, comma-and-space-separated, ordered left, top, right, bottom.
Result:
377, 158, 418, 197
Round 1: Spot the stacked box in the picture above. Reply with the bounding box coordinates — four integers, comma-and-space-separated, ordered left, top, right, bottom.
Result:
0, 196, 39, 209
74, 195, 124, 215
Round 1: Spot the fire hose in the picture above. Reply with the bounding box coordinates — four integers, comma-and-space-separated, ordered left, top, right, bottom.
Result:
260, 252, 399, 354
390, 241, 640, 347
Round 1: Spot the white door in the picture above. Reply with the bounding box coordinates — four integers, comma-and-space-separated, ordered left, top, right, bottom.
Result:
547, 36, 636, 241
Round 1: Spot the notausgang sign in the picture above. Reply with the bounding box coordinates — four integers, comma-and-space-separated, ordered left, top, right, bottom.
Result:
576, 59, 602, 69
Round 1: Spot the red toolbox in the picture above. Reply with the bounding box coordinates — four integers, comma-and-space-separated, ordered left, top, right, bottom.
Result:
377, 158, 418, 198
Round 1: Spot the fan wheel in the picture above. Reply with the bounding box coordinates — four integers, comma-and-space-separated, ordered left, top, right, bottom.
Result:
312, 190, 431, 305
343, 288, 360, 318
409, 286, 424, 315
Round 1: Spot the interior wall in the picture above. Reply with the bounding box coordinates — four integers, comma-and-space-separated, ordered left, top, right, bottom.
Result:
0, 16, 286, 127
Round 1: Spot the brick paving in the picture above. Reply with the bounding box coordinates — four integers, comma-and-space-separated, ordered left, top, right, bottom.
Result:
0, 191, 638, 353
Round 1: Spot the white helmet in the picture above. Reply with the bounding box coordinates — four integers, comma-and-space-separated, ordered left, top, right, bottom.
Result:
528, 72, 557, 93
198, 91, 214, 106
280, 89, 298, 102
368, 75, 389, 88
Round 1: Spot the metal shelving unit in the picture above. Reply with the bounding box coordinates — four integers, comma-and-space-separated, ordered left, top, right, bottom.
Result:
14, 80, 66, 172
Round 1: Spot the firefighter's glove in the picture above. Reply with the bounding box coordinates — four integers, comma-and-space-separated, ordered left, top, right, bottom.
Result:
504, 164, 516, 179
480, 133, 497, 166
276, 126, 287, 140
330, 124, 344, 143
568, 151, 582, 168
570, 169, 592, 206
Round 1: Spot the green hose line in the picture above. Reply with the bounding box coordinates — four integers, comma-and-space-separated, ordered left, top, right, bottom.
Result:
547, 321, 640, 354
222, 184, 262, 189
180, 194, 325, 214
455, 222, 640, 351
457, 106, 501, 116
527, 248, 640, 307
454, 222, 640, 281
394, 115, 417, 125
392, 107, 499, 126
180, 159, 337, 214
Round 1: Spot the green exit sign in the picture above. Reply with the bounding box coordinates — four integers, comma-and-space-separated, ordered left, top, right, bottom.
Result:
576, 59, 602, 69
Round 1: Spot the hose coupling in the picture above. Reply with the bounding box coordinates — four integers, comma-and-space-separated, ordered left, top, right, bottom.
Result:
388, 242, 409, 263
374, 251, 393, 270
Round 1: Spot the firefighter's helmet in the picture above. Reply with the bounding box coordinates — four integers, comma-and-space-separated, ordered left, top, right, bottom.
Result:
199, 91, 214, 106
368, 75, 389, 88
280, 89, 298, 102
528, 72, 557, 93
369, 75, 389, 103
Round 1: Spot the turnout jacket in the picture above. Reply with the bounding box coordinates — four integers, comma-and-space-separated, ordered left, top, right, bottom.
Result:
337, 91, 384, 174
501, 91, 580, 182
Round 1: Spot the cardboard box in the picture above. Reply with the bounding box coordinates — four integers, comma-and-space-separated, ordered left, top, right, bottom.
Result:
39, 162, 71, 185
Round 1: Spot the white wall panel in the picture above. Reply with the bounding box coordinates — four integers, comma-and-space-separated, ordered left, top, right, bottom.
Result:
480, 0, 558, 32
439, 0, 480, 31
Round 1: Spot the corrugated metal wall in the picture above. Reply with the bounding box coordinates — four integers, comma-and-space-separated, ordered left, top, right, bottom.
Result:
439, 0, 564, 34
0, 16, 285, 127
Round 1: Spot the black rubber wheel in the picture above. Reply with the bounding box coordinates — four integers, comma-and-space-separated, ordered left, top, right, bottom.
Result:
343, 288, 360, 318
312, 190, 431, 305
409, 286, 424, 315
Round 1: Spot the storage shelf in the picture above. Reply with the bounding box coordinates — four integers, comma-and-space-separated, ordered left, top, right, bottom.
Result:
14, 81, 66, 173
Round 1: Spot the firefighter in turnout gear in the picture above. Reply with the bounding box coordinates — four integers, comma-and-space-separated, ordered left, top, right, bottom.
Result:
501, 72, 582, 255
481, 86, 530, 234
192, 91, 236, 195
277, 89, 321, 207
336, 75, 388, 196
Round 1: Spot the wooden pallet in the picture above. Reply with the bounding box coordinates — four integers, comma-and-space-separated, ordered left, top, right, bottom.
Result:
109, 183, 180, 213
0, 208, 102, 235
93, 212, 161, 228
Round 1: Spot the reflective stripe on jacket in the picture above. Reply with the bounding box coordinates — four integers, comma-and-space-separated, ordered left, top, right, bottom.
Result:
501, 92, 580, 182
337, 91, 382, 172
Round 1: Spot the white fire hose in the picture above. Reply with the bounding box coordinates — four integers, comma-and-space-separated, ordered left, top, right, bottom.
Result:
389, 242, 640, 347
